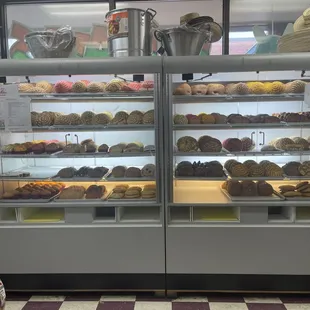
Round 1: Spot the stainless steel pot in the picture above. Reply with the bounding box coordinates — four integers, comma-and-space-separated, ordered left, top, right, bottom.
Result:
106, 8, 156, 57
154, 27, 211, 56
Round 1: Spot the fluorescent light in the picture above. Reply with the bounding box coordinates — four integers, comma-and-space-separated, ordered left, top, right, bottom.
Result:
42, 3, 109, 9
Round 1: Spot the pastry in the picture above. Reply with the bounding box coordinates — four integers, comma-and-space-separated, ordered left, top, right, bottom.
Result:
299, 161, 310, 176
249, 165, 265, 177
124, 142, 143, 153
112, 166, 126, 177
224, 159, 239, 172
241, 180, 257, 196
199, 113, 215, 124
211, 113, 228, 124
279, 185, 296, 193
127, 110, 143, 124
143, 110, 155, 124
285, 80, 306, 93
85, 185, 105, 199
174, 114, 188, 124
222, 138, 242, 152
111, 111, 128, 124
191, 84, 208, 95
57, 167, 77, 178
87, 82, 104, 93
63, 144, 85, 153
80, 142, 97, 153
231, 164, 249, 177
207, 83, 225, 95
173, 83, 191, 95
227, 180, 242, 196
98, 144, 109, 153
110, 192, 125, 199
142, 164, 156, 177
88, 167, 109, 178
58, 185, 85, 199
270, 81, 285, 94
67, 113, 82, 125
241, 137, 255, 151
225, 83, 237, 95
124, 187, 142, 199
186, 114, 201, 124
125, 167, 141, 178
247, 82, 265, 94
109, 144, 125, 153
92, 112, 112, 125
283, 161, 301, 176
76, 166, 91, 177
261, 145, 278, 152
113, 184, 129, 193
54, 81, 72, 93
283, 191, 302, 197
177, 136, 199, 152
243, 160, 257, 169
140, 80, 154, 91
141, 188, 156, 199
81, 111, 96, 125
235, 82, 250, 95
296, 181, 309, 190
198, 135, 222, 152
72, 81, 87, 93
292, 137, 309, 150
257, 181, 273, 196
273, 137, 295, 151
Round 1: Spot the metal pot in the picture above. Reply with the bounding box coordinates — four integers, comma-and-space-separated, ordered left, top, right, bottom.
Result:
106, 8, 156, 57
154, 27, 211, 56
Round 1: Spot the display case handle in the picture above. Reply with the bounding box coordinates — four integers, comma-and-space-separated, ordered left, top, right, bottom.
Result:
259, 131, 265, 146
65, 133, 70, 146
74, 134, 79, 144
251, 131, 255, 146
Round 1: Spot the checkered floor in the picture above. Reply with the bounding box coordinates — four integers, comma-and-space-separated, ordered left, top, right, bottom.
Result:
4, 295, 310, 310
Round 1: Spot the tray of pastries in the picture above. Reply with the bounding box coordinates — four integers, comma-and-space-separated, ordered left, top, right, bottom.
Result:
278, 181, 310, 200
0, 182, 65, 202
55, 184, 108, 201
108, 164, 156, 180
221, 180, 283, 201
52, 166, 110, 181
108, 184, 156, 201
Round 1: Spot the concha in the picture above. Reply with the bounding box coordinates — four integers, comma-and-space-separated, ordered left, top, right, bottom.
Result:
247, 82, 265, 94
225, 83, 237, 95
87, 82, 104, 93
92, 112, 113, 125
36, 112, 54, 126
186, 114, 200, 124
36, 81, 53, 93
274, 137, 295, 150
199, 113, 215, 124
270, 81, 285, 94
54, 81, 72, 93
292, 137, 309, 150
72, 81, 87, 93
54, 114, 68, 125
285, 80, 306, 93
105, 79, 124, 92
127, 110, 143, 124
241, 137, 255, 151
32, 86, 46, 93
143, 110, 154, 124
67, 113, 82, 125
235, 82, 250, 95
177, 136, 199, 152
111, 111, 128, 124
173, 114, 188, 124
18, 83, 35, 93
207, 83, 225, 95
81, 111, 96, 125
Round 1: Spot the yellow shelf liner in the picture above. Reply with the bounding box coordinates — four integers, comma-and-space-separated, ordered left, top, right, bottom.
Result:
194, 208, 238, 221
296, 207, 310, 220
23, 209, 64, 223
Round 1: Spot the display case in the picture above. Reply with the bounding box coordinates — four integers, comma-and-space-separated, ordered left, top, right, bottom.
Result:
164, 54, 310, 292
0, 57, 166, 291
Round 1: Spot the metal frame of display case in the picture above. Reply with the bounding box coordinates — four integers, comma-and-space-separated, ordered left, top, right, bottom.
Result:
0, 57, 167, 291
163, 53, 310, 292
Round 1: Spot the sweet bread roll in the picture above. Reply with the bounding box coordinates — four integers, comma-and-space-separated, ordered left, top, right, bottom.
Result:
173, 83, 192, 95
207, 83, 225, 95
191, 84, 208, 95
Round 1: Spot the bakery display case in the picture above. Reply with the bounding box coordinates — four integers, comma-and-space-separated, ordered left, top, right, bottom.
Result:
163, 54, 310, 292
0, 57, 166, 291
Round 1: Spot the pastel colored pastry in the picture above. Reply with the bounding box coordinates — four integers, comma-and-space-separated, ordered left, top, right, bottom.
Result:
177, 136, 198, 152
247, 82, 265, 94
54, 81, 72, 93
207, 83, 225, 95
173, 83, 192, 95
191, 84, 208, 95
174, 114, 188, 124
186, 114, 200, 124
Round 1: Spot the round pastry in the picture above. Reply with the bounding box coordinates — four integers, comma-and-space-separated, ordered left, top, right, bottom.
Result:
127, 82, 142, 91
224, 159, 239, 172
76, 166, 91, 177
143, 110, 154, 124
31, 86, 46, 93
211, 113, 228, 124
125, 167, 142, 178
292, 137, 309, 150
59, 185, 85, 199
270, 81, 285, 94
32, 142, 46, 154
177, 136, 198, 152
127, 110, 144, 124
57, 167, 77, 178
225, 83, 237, 95
88, 167, 109, 178
273, 137, 295, 151
174, 114, 188, 124
81, 111, 96, 125
124, 142, 143, 153
173, 83, 192, 95
235, 82, 250, 95
92, 112, 113, 125
191, 84, 208, 95
140, 81, 154, 91
207, 83, 225, 95
105, 79, 124, 92
299, 161, 310, 176
142, 164, 156, 177
257, 181, 273, 196
45, 142, 64, 154
81, 142, 97, 153
247, 82, 265, 94
227, 114, 250, 124
243, 160, 257, 168
186, 114, 200, 124
241, 180, 257, 196
198, 135, 222, 152
248, 165, 265, 177
112, 166, 127, 177
264, 162, 283, 177
63, 144, 85, 153
193, 161, 207, 177
283, 161, 302, 176
87, 82, 104, 93
85, 185, 105, 199
54, 114, 68, 125
18, 83, 35, 93
98, 144, 109, 153
176, 162, 194, 176
66, 113, 82, 125
231, 164, 249, 177
109, 144, 124, 153
36, 81, 53, 93
285, 80, 306, 93
279, 185, 296, 193
72, 81, 87, 93
111, 111, 128, 125
54, 81, 72, 93
222, 138, 242, 152
264, 116, 281, 123
241, 137, 255, 151
261, 145, 278, 152
227, 180, 242, 196
199, 113, 215, 124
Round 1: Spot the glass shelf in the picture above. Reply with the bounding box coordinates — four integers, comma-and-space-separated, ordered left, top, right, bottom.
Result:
173, 93, 304, 104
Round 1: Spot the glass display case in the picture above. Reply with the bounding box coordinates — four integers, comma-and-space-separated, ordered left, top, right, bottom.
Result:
163, 54, 310, 292
0, 57, 165, 291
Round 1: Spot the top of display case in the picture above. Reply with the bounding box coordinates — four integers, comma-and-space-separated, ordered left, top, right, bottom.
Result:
0, 57, 162, 76
163, 53, 310, 74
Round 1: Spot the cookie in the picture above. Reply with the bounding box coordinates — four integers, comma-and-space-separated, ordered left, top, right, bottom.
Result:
279, 185, 296, 192
110, 192, 125, 199
283, 191, 302, 197
296, 181, 309, 189
302, 193, 310, 197
300, 186, 310, 193
113, 185, 129, 193
297, 184, 310, 192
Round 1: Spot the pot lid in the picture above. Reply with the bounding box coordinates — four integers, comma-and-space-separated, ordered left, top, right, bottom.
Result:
180, 12, 200, 25
188, 20, 222, 43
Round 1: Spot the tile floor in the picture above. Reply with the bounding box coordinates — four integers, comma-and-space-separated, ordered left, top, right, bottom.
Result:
4, 294, 310, 310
